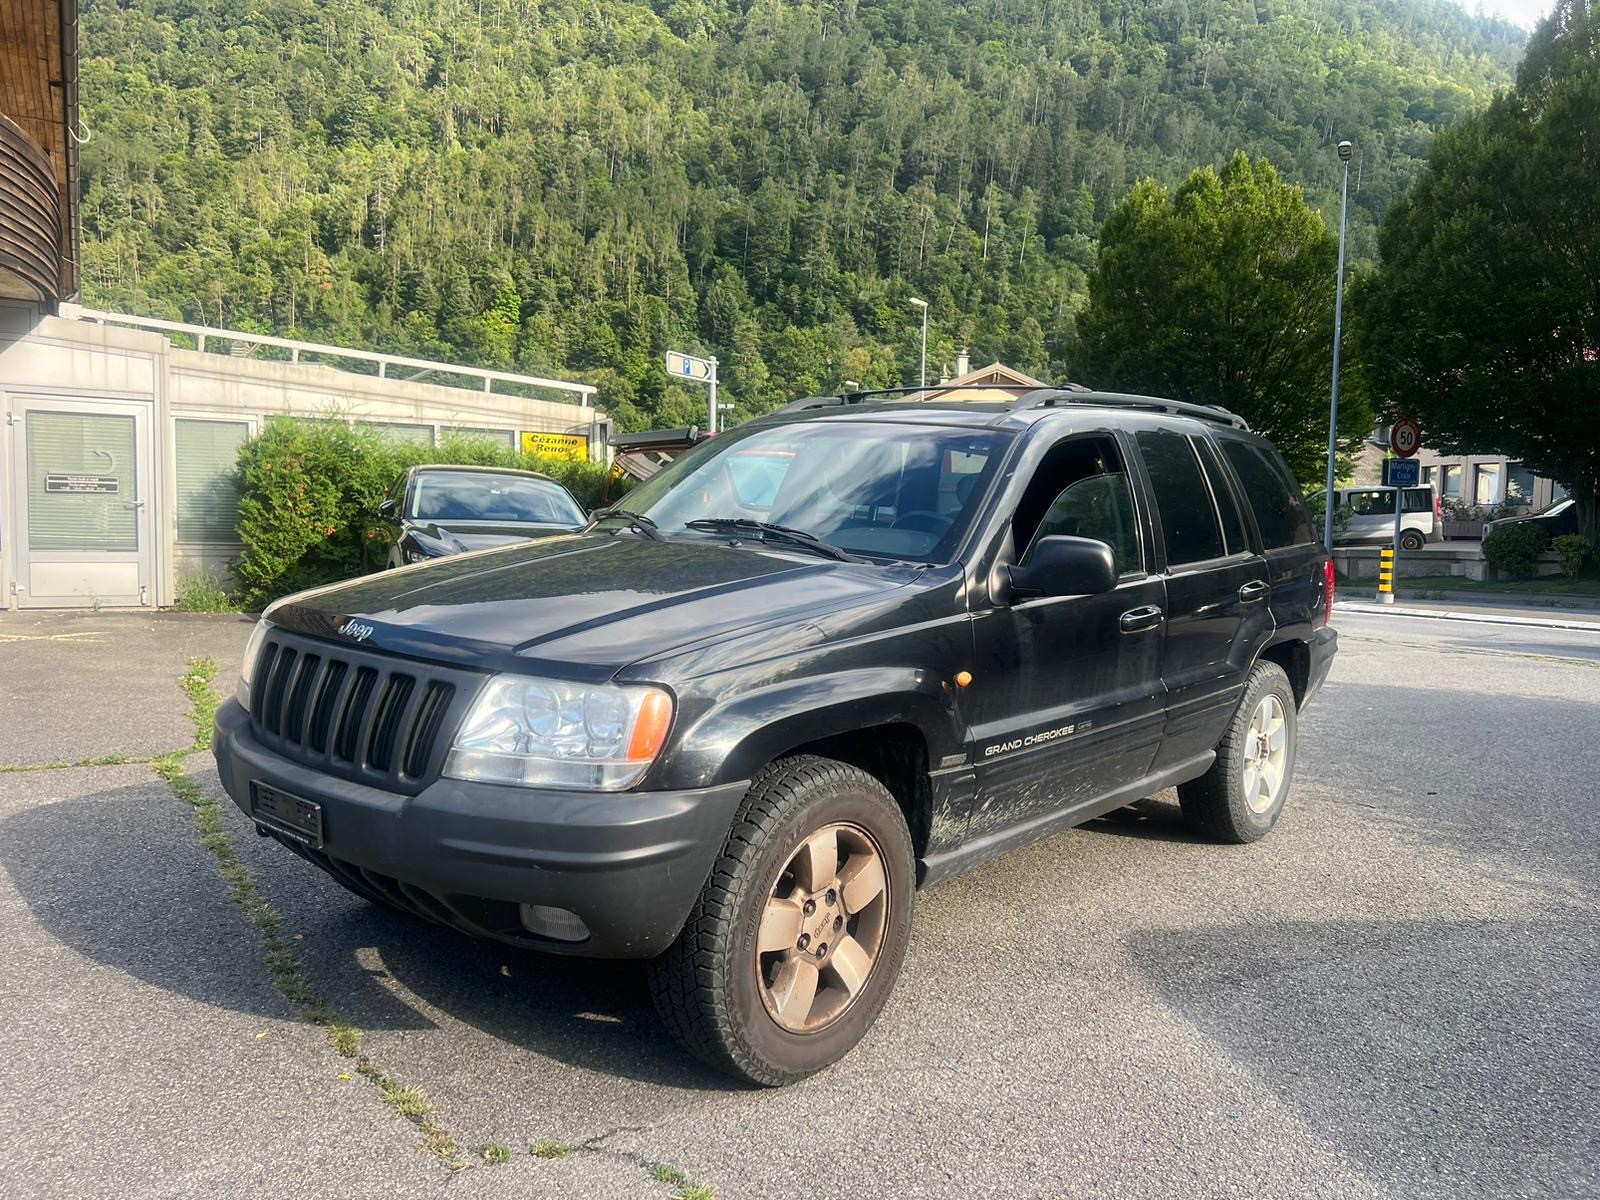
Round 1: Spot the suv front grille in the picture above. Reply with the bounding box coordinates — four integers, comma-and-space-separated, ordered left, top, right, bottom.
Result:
249, 630, 481, 793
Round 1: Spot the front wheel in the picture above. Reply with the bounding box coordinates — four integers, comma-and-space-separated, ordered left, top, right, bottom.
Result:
648, 756, 915, 1086
1178, 660, 1297, 843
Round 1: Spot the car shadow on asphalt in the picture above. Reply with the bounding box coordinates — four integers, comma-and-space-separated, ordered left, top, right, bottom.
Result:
1, 784, 740, 1093
1083, 793, 1213, 844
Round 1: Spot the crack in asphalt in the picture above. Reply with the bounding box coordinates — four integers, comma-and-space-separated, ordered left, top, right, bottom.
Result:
145, 655, 716, 1195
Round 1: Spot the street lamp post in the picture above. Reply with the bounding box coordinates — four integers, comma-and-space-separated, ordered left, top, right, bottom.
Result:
909, 297, 929, 390
1322, 140, 1353, 552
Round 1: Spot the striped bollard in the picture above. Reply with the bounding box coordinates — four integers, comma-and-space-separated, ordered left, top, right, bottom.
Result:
1377, 547, 1395, 605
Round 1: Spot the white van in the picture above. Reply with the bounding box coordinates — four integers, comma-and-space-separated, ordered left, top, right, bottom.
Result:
1313, 485, 1442, 550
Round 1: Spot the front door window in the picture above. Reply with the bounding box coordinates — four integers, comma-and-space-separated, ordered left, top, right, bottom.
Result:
25, 412, 139, 552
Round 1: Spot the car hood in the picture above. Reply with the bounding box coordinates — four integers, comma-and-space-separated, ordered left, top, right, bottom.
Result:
266, 533, 920, 681
410, 521, 575, 553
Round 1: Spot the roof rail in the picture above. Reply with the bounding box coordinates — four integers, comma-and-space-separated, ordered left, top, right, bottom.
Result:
1011, 388, 1250, 431
776, 381, 1093, 413
774, 394, 870, 414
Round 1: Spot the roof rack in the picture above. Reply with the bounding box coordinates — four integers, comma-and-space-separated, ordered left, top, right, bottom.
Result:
775, 381, 1093, 415
772, 384, 1249, 432
1010, 388, 1250, 431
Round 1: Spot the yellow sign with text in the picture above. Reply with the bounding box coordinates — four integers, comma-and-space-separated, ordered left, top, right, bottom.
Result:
521, 432, 590, 462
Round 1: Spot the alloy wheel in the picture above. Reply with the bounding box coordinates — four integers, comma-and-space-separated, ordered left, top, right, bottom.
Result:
1241, 694, 1289, 814
755, 822, 890, 1034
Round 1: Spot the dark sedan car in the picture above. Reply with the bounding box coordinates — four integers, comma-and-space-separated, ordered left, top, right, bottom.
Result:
375, 464, 586, 568
1483, 497, 1579, 540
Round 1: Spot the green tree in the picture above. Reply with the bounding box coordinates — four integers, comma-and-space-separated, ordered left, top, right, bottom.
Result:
1076, 154, 1371, 480
1357, 1, 1599, 548
75, 0, 1523, 429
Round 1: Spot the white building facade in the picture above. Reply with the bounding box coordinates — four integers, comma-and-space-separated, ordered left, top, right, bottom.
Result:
0, 302, 606, 609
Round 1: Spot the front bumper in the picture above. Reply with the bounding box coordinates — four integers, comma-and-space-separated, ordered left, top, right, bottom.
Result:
212, 700, 746, 958
1302, 625, 1338, 709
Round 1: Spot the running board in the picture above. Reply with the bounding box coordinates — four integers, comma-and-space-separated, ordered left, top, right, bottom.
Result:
917, 751, 1215, 889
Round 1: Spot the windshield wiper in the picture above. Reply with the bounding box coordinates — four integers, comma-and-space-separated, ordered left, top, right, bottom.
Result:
684, 518, 863, 563
588, 504, 665, 541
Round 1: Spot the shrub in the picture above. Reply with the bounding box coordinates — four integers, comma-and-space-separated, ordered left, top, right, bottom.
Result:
1552, 534, 1589, 579
1481, 521, 1549, 580
234, 418, 624, 606
174, 567, 243, 613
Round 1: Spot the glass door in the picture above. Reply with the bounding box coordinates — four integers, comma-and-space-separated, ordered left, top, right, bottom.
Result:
11, 400, 153, 607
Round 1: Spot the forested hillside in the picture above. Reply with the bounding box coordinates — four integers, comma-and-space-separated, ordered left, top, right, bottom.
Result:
78, 0, 1522, 427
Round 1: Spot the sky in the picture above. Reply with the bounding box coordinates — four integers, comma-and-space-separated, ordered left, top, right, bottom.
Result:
1460, 0, 1555, 28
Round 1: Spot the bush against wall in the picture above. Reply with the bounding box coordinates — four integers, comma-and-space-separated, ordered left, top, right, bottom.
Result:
1481, 521, 1550, 580
1552, 534, 1589, 578
234, 418, 621, 606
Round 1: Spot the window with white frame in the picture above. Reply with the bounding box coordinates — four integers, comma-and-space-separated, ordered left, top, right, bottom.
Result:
175, 418, 251, 543
442, 426, 516, 450
1475, 463, 1502, 506
358, 421, 435, 445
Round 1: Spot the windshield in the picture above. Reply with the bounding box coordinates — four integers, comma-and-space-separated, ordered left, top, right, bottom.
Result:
616, 420, 1014, 563
408, 472, 584, 525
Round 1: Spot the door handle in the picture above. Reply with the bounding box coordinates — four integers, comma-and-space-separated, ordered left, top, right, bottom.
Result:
1119, 605, 1164, 633
124, 500, 146, 511
1238, 580, 1270, 603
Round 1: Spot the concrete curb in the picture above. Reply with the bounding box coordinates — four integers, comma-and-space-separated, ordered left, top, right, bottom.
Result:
1396, 589, 1600, 613
1335, 600, 1600, 632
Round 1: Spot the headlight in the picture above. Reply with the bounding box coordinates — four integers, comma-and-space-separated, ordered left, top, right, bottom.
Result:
443, 675, 673, 791
236, 619, 271, 713
403, 546, 433, 564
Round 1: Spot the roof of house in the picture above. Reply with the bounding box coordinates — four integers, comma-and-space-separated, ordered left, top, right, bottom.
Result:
915, 362, 1046, 403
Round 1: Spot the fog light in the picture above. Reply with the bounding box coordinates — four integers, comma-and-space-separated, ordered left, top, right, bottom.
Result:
518, 903, 590, 943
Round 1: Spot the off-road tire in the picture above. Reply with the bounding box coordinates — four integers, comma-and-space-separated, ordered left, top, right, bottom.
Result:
1178, 660, 1297, 844
648, 755, 915, 1086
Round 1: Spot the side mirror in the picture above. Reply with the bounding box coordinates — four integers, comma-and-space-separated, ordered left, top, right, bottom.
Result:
377, 499, 397, 520
1008, 535, 1118, 600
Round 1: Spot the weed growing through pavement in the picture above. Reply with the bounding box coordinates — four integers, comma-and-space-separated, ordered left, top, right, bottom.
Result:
354, 1060, 465, 1169
0, 754, 147, 774
154, 658, 481, 1167
153, 656, 719, 1193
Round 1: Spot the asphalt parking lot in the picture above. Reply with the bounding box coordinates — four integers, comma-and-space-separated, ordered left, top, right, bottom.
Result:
1, 608, 1596, 1199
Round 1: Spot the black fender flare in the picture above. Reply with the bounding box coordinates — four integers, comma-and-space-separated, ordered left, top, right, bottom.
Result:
654, 668, 962, 791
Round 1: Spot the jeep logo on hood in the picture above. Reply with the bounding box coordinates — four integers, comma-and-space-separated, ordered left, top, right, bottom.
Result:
337, 618, 376, 643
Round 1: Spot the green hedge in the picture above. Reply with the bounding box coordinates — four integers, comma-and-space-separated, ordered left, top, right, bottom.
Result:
234, 418, 622, 606
1481, 521, 1549, 580
1552, 534, 1589, 579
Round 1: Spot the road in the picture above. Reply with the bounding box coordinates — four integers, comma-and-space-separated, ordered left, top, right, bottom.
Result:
0, 608, 1595, 1199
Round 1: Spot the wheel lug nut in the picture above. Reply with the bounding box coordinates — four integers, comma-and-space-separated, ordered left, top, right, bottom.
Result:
816, 942, 827, 957
803, 900, 816, 916
833, 915, 843, 931
798, 933, 810, 950
826, 889, 837, 906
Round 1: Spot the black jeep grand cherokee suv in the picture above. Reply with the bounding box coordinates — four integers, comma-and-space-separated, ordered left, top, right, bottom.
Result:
215, 388, 1337, 1085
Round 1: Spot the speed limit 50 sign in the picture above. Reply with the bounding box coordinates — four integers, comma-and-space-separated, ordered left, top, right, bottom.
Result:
1390, 417, 1422, 458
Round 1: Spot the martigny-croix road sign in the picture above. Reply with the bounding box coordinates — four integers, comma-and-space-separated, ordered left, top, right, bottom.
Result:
665, 350, 721, 431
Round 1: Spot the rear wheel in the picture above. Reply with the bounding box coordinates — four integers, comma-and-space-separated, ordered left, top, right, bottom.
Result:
1178, 660, 1297, 843
648, 756, 915, 1086
1400, 529, 1425, 551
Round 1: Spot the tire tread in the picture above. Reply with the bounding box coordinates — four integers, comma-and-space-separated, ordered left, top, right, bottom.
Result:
647, 755, 905, 1086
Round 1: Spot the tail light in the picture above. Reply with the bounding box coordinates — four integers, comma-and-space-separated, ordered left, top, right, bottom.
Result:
1322, 557, 1336, 626
1435, 494, 1442, 518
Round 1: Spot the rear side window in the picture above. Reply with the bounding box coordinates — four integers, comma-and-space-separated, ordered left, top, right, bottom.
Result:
1195, 438, 1250, 554
1136, 429, 1225, 565
1219, 439, 1316, 549
1403, 488, 1434, 514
